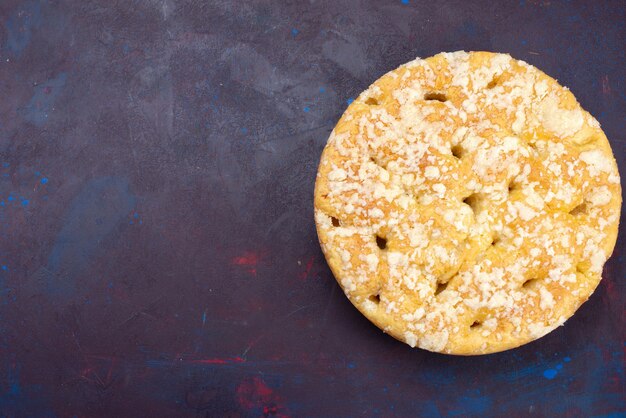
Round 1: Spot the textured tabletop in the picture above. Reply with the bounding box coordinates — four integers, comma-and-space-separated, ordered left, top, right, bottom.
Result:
0, 1, 624, 417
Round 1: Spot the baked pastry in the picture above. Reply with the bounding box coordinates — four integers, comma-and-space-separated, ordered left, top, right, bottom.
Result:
314, 51, 621, 355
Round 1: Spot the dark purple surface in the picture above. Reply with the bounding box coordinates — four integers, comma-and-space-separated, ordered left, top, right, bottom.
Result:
0, 0, 624, 417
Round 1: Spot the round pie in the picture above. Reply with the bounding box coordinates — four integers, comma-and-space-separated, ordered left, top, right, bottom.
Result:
314, 51, 621, 355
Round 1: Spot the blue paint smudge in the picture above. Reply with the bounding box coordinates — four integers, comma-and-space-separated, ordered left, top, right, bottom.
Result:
7, 195, 15, 202
133, 212, 139, 219
346, 98, 354, 105
0, 361, 56, 417
347, 362, 356, 369
2, 163, 9, 168
449, 395, 491, 416
5, 0, 42, 55
20, 199, 29, 206
21, 72, 68, 126
1, 265, 7, 271
9, 380, 20, 397
40, 177, 48, 184
521, 39, 527, 45
291, 28, 299, 36
144, 358, 178, 369
42, 177, 135, 296
319, 87, 325, 93
202, 311, 207, 325
421, 402, 441, 417
491, 346, 621, 416
543, 369, 558, 379
556, 364, 563, 370
303, 106, 310, 112
5, 364, 21, 396
401, 0, 409, 4
241, 127, 248, 134
419, 363, 459, 387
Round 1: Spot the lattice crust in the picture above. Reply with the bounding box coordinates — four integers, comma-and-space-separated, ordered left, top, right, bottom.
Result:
314, 51, 621, 355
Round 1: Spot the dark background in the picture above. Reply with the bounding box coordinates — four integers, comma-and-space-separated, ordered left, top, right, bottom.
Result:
0, 0, 624, 417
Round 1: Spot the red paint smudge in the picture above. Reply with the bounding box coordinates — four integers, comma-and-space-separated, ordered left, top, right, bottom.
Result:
79, 355, 118, 389
236, 376, 290, 417
236, 377, 274, 409
298, 256, 315, 280
601, 75, 611, 96
232, 251, 260, 265
190, 356, 245, 365
264, 405, 279, 415
79, 366, 94, 378
232, 251, 261, 275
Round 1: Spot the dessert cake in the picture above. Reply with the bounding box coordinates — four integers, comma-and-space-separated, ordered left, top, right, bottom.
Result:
314, 51, 621, 354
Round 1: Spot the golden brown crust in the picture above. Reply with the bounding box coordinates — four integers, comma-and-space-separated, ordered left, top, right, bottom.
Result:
314, 51, 621, 355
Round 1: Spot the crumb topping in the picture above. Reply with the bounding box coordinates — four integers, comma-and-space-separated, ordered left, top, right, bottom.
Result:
314, 51, 621, 355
